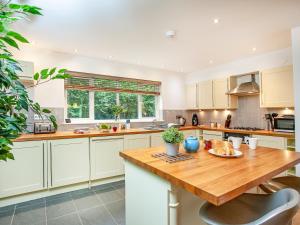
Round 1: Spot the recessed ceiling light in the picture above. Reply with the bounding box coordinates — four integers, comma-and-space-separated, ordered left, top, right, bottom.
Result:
165, 30, 176, 38
213, 18, 219, 24
252, 47, 257, 52
108, 56, 113, 59
209, 60, 213, 64
74, 49, 78, 53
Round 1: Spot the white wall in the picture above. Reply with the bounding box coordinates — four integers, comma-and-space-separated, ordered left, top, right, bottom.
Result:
14, 46, 186, 110
292, 27, 300, 176
186, 48, 292, 83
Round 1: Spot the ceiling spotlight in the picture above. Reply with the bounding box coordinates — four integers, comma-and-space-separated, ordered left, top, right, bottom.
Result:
252, 47, 257, 52
108, 56, 113, 59
213, 18, 219, 24
209, 60, 213, 64
74, 49, 78, 53
165, 30, 176, 38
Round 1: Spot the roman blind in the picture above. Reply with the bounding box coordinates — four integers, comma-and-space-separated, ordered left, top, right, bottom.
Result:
64, 71, 161, 95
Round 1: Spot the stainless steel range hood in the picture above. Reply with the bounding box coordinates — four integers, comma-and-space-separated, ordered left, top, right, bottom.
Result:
227, 72, 260, 96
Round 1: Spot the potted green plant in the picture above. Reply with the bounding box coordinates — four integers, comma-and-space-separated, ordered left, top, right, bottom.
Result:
111, 105, 125, 121
97, 123, 111, 133
162, 127, 184, 156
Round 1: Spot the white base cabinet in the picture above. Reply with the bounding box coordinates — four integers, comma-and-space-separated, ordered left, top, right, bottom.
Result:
150, 133, 164, 147
90, 136, 124, 180
124, 134, 150, 150
0, 141, 46, 198
203, 130, 223, 141
48, 138, 89, 188
252, 135, 287, 150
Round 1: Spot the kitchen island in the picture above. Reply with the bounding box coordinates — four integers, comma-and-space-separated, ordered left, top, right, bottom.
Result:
120, 141, 300, 225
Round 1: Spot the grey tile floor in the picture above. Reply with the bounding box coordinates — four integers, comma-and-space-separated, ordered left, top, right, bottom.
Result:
0, 181, 125, 225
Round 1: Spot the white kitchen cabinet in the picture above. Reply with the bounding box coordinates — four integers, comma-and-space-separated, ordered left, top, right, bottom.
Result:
124, 134, 150, 150
252, 135, 287, 150
185, 83, 198, 109
90, 136, 124, 180
150, 133, 164, 147
203, 130, 223, 141
0, 141, 46, 198
182, 130, 197, 138
48, 138, 89, 188
198, 80, 213, 109
213, 78, 238, 109
260, 65, 294, 108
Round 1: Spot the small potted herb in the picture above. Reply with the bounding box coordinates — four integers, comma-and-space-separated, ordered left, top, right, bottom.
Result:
162, 127, 184, 156
97, 123, 111, 132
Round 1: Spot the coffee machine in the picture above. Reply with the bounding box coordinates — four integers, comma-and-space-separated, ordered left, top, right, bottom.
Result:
176, 115, 186, 126
192, 113, 199, 126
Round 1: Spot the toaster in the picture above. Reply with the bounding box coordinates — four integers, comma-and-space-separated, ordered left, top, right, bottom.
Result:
34, 122, 56, 134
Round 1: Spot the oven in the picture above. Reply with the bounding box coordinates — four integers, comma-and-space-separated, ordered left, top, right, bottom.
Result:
274, 115, 295, 133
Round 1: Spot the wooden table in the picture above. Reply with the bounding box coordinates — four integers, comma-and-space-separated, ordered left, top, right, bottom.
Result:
120, 141, 300, 206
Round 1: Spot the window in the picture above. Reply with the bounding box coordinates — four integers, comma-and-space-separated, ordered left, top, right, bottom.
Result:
65, 71, 161, 121
142, 95, 156, 118
67, 90, 89, 118
94, 92, 116, 120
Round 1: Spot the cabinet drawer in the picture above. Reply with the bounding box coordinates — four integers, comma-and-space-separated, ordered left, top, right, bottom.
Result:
203, 130, 223, 136
252, 135, 287, 150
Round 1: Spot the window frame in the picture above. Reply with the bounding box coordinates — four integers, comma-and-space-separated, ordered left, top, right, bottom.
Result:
64, 89, 161, 123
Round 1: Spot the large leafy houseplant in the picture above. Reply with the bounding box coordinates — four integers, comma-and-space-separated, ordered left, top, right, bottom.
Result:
0, 2, 70, 161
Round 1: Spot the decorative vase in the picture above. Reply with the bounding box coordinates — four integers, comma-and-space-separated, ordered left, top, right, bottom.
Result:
165, 143, 179, 156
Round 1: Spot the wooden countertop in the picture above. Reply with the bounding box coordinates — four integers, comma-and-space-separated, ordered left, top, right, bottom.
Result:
120, 141, 300, 206
14, 126, 198, 142
14, 125, 294, 142
198, 125, 295, 138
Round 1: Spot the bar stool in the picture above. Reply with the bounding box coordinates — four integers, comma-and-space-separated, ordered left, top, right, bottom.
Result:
199, 188, 299, 225
260, 176, 300, 194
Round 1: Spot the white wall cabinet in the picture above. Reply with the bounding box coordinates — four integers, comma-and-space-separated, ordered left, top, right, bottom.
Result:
213, 78, 238, 109
185, 84, 198, 109
90, 136, 124, 180
0, 141, 46, 198
124, 134, 150, 150
150, 133, 164, 147
198, 80, 213, 109
197, 78, 237, 110
260, 65, 294, 108
48, 138, 89, 188
203, 130, 223, 141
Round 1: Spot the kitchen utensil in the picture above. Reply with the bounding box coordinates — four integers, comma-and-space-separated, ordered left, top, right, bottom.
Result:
265, 114, 274, 131
192, 113, 199, 126
183, 136, 200, 153
225, 114, 232, 128
176, 115, 186, 126
228, 136, 242, 150
245, 137, 258, 150
208, 149, 243, 158
34, 122, 56, 134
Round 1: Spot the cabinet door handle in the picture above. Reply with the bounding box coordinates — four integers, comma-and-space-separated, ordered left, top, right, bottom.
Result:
42, 143, 45, 188
50, 142, 53, 187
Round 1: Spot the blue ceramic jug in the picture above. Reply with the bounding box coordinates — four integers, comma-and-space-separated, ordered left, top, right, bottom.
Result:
183, 136, 200, 153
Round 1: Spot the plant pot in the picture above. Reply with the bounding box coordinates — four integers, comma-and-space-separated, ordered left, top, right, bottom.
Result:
165, 143, 180, 156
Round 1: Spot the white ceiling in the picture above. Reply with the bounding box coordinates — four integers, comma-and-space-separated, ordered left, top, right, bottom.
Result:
16, 0, 300, 73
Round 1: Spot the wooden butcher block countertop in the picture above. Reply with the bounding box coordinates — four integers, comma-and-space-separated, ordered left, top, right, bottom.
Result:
14, 125, 294, 142
120, 140, 300, 206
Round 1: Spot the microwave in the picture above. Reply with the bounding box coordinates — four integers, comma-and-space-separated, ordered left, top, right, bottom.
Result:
274, 115, 295, 133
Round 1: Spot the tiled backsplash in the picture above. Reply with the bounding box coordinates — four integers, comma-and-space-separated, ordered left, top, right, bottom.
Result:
187, 95, 294, 129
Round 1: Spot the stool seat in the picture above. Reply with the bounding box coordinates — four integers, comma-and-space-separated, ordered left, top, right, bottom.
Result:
199, 188, 299, 225
260, 176, 300, 194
